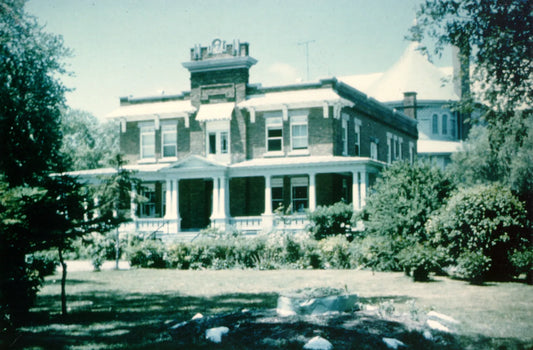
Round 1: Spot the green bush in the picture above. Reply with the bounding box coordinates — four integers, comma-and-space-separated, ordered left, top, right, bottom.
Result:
127, 239, 167, 268
427, 184, 528, 282
318, 235, 352, 268
349, 235, 402, 271
509, 249, 533, 284
456, 251, 492, 285
398, 244, 442, 282
307, 201, 354, 240
27, 250, 59, 278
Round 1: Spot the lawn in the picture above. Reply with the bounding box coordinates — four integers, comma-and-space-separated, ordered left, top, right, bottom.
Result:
12, 267, 533, 349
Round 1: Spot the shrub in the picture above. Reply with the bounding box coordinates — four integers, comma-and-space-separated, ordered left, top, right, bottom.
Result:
509, 249, 533, 284
27, 250, 59, 278
349, 235, 402, 271
319, 235, 352, 268
85, 232, 118, 271
398, 244, 442, 282
427, 184, 528, 282
456, 251, 492, 285
307, 201, 354, 240
127, 239, 167, 268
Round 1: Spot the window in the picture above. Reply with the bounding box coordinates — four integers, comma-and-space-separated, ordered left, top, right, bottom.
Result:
387, 133, 392, 163
140, 184, 156, 217
409, 141, 415, 164
398, 137, 403, 160
206, 120, 230, 158
208, 133, 217, 154
220, 132, 229, 154
271, 177, 284, 211
354, 121, 361, 156
291, 177, 308, 213
432, 114, 439, 134
266, 116, 283, 152
450, 114, 457, 138
370, 141, 378, 160
290, 114, 308, 150
341, 117, 348, 156
161, 123, 177, 158
140, 124, 155, 160
442, 114, 448, 135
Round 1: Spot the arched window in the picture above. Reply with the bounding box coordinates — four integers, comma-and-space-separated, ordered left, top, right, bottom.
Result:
442, 114, 448, 135
432, 114, 438, 134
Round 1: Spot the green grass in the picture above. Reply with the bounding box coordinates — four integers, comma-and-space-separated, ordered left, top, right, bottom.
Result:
11, 268, 533, 349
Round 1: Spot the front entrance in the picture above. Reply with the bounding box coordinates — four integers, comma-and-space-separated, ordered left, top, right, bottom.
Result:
179, 179, 213, 230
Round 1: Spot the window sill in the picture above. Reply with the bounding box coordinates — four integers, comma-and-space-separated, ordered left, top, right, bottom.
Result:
288, 150, 310, 156
138, 158, 156, 164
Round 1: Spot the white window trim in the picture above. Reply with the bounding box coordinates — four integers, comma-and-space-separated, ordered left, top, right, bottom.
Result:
289, 113, 309, 155
354, 118, 361, 156
265, 115, 284, 155
139, 122, 156, 163
205, 120, 231, 161
161, 122, 178, 162
370, 141, 378, 160
341, 114, 349, 156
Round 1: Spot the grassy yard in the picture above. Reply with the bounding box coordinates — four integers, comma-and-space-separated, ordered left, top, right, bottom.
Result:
12, 267, 533, 349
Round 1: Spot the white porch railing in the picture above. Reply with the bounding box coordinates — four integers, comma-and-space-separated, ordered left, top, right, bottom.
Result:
229, 216, 263, 233
273, 214, 308, 233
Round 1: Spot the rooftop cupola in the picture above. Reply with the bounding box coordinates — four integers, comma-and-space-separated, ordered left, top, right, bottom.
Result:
182, 39, 257, 107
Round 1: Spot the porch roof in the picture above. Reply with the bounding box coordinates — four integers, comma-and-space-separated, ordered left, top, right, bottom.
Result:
229, 156, 383, 177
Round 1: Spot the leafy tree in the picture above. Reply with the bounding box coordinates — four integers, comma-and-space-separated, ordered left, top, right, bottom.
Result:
411, 0, 532, 111
358, 161, 455, 272
61, 108, 119, 171
0, 0, 69, 187
427, 184, 528, 283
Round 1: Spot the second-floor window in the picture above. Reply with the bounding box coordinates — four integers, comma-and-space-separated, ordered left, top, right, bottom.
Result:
266, 116, 283, 152
354, 119, 361, 156
290, 114, 308, 151
161, 123, 177, 158
341, 118, 348, 156
206, 120, 230, 159
370, 141, 378, 160
140, 124, 155, 160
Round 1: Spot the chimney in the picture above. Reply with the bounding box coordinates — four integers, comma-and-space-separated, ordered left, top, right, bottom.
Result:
403, 92, 417, 119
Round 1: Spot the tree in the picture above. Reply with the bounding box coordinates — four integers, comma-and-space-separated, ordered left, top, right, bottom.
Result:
427, 184, 528, 283
411, 0, 532, 112
61, 109, 119, 171
0, 0, 69, 187
358, 161, 455, 272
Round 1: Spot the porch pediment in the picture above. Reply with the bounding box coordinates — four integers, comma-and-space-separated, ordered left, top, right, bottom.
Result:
159, 155, 227, 173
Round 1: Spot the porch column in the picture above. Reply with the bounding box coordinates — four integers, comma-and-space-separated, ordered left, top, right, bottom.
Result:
360, 171, 368, 208
211, 177, 220, 218
352, 171, 361, 210
309, 172, 316, 212
262, 175, 274, 233
264, 175, 272, 215
164, 179, 172, 219
173, 179, 180, 233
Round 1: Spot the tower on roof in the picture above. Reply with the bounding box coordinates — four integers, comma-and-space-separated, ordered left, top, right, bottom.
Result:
182, 39, 257, 107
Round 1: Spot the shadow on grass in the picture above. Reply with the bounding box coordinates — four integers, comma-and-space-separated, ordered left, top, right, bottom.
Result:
10, 286, 532, 350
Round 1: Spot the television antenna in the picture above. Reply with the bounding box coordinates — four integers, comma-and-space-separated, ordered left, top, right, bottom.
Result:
298, 40, 315, 81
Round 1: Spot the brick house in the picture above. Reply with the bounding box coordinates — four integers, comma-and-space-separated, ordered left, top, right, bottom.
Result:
75, 39, 418, 238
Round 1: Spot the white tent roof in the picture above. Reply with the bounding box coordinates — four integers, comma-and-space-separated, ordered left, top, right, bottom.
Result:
106, 100, 196, 120
340, 42, 459, 102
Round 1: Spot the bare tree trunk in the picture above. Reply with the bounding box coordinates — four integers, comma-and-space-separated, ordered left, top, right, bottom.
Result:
58, 247, 68, 316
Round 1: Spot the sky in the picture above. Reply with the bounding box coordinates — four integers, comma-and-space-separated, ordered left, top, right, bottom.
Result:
26, 0, 450, 120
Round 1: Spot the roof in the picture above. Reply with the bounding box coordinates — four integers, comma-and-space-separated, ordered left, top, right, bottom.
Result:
417, 140, 463, 154
238, 88, 353, 111
340, 42, 459, 102
106, 100, 196, 120
195, 102, 235, 122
